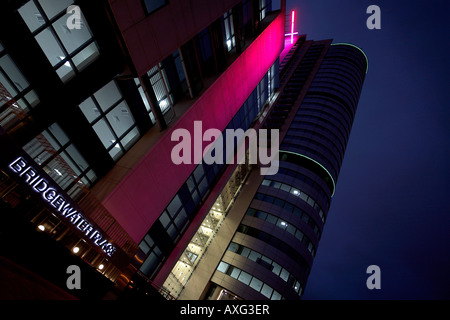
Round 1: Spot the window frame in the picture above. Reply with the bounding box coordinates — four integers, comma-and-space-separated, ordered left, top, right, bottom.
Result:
78, 80, 141, 161
18, 0, 100, 83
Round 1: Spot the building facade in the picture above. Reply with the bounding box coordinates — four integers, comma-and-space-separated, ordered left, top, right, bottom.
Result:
179, 38, 368, 300
0, 0, 285, 299
0, 0, 366, 300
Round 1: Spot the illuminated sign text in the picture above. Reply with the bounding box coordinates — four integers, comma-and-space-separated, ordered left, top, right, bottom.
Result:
9, 157, 116, 257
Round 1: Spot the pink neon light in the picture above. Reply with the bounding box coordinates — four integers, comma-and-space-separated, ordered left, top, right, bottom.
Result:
291, 10, 295, 44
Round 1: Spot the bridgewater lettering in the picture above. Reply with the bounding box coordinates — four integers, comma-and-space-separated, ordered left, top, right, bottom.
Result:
9, 157, 116, 257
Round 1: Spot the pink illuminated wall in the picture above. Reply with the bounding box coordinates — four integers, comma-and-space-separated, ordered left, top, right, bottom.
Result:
102, 11, 285, 243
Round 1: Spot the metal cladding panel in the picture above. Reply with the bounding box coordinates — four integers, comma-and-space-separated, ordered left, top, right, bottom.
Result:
101, 12, 285, 243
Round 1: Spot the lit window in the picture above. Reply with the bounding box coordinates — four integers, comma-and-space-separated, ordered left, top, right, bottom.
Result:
18, 0, 100, 83
134, 78, 156, 124
249, 277, 263, 291
223, 10, 235, 52
0, 46, 40, 130
260, 283, 273, 299
23, 123, 97, 196
78, 80, 140, 161
147, 64, 173, 115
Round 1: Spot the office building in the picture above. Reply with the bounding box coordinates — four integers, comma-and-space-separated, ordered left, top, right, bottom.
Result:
0, 0, 366, 300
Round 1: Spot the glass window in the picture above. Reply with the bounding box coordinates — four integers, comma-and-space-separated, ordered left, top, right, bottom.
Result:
276, 219, 288, 230
23, 123, 96, 191
286, 224, 296, 236
140, 252, 159, 275
266, 214, 277, 225
159, 212, 171, 228
78, 97, 100, 123
255, 210, 267, 220
121, 127, 140, 150
229, 267, 240, 279
193, 164, 205, 183
167, 195, 182, 217
0, 71, 16, 97
260, 283, 273, 299
271, 290, 282, 300
295, 230, 304, 242
197, 177, 209, 196
94, 81, 121, 111
270, 181, 281, 189
196, 28, 212, 62
19, 0, 100, 82
249, 277, 263, 292
56, 62, 75, 83
272, 262, 281, 276
240, 247, 251, 258
143, 0, 168, 15
66, 145, 87, 170
238, 271, 252, 285
228, 242, 239, 253
106, 102, 134, 137
248, 251, 261, 262
72, 42, 100, 71
34, 28, 67, 66
139, 240, 150, 255
279, 268, 289, 282
79, 80, 140, 162
223, 10, 235, 52
0, 51, 39, 129
0, 55, 29, 91
217, 261, 229, 273
144, 234, 154, 247
52, 12, 92, 54
18, 1, 45, 32
167, 224, 178, 240
93, 118, 115, 149
147, 64, 173, 114
174, 209, 188, 230
280, 183, 291, 193
38, 0, 74, 20
283, 202, 294, 213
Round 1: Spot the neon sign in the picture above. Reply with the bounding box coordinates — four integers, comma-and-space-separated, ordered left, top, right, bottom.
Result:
285, 10, 299, 44
8, 157, 116, 257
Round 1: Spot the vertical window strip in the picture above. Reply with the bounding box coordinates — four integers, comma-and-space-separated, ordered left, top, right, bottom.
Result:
223, 10, 235, 52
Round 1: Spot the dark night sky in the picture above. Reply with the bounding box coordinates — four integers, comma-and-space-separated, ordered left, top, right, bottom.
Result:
285, 0, 450, 299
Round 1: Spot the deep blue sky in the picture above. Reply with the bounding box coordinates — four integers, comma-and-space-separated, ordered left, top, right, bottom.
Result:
285, 0, 450, 299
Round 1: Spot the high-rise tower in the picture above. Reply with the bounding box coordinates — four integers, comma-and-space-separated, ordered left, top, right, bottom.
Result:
171, 36, 367, 300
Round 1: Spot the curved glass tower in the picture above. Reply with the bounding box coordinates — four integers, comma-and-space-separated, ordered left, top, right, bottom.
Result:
194, 38, 368, 300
